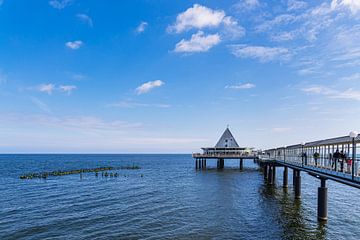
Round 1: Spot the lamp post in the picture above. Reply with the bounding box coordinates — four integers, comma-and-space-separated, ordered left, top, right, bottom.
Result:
350, 131, 358, 180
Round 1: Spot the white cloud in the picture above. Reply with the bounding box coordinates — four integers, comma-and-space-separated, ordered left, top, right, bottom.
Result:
59, 85, 77, 95
108, 100, 170, 108
77, 14, 93, 27
225, 83, 256, 89
229, 44, 291, 62
65, 40, 83, 50
287, 0, 308, 11
302, 85, 360, 101
222, 16, 245, 39
168, 4, 225, 33
135, 80, 164, 95
331, 0, 360, 14
38, 84, 55, 95
49, 0, 71, 9
234, 0, 260, 11
136, 21, 148, 33
174, 31, 221, 53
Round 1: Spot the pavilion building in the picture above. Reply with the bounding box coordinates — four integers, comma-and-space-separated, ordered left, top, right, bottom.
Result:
192, 127, 257, 170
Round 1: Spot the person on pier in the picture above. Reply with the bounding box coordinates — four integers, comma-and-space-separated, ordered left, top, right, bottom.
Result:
313, 152, 320, 166
333, 149, 341, 171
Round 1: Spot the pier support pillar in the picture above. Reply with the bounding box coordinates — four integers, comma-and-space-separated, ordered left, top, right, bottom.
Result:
240, 159, 244, 171
195, 159, 198, 170
294, 170, 301, 199
293, 169, 296, 186
272, 166, 276, 182
318, 178, 328, 221
204, 159, 207, 169
283, 166, 288, 188
268, 165, 274, 185
264, 164, 268, 180
217, 158, 224, 169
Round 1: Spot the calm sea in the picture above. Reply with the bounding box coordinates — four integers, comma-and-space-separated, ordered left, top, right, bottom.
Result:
0, 154, 359, 239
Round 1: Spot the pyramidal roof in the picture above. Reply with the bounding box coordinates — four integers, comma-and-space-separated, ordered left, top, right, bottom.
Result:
215, 127, 239, 148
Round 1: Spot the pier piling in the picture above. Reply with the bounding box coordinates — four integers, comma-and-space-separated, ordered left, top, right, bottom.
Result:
272, 166, 276, 182
264, 164, 268, 180
283, 166, 288, 188
268, 166, 274, 185
294, 170, 301, 199
318, 178, 328, 221
240, 159, 244, 171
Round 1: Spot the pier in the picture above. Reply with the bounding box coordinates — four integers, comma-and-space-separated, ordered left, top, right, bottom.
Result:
192, 127, 257, 171
258, 131, 359, 221
193, 128, 360, 222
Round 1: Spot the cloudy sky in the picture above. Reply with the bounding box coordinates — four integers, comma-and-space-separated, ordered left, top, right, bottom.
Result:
0, 0, 359, 153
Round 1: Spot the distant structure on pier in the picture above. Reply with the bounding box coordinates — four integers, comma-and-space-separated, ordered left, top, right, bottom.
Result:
192, 127, 257, 170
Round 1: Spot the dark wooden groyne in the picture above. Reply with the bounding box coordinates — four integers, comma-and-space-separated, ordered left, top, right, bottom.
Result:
20, 165, 141, 179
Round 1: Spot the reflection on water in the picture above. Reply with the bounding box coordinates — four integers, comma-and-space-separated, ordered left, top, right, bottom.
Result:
0, 155, 359, 239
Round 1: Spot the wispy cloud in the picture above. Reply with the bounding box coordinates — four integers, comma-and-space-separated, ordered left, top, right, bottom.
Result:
135, 80, 164, 95
233, 0, 261, 11
65, 40, 83, 50
136, 21, 148, 33
229, 44, 291, 62
225, 83, 256, 89
38, 84, 55, 95
272, 127, 292, 133
49, 0, 71, 10
331, 0, 360, 15
70, 73, 86, 80
30, 97, 51, 113
287, 0, 308, 11
302, 85, 360, 101
174, 31, 221, 53
76, 14, 93, 27
108, 100, 170, 108
59, 85, 77, 95
36, 84, 77, 95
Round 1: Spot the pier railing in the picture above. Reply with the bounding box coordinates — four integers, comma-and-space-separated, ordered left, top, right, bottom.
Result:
192, 152, 258, 158
260, 132, 360, 181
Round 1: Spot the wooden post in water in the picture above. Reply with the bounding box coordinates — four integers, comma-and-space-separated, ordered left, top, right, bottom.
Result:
204, 159, 207, 169
195, 159, 198, 170
317, 178, 328, 221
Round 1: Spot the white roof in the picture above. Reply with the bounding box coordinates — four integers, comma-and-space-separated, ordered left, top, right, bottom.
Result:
215, 128, 240, 148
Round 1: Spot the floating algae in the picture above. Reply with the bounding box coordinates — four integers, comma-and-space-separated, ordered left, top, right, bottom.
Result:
20, 165, 141, 180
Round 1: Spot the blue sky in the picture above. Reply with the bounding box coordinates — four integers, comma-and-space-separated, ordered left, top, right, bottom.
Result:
0, 0, 359, 153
